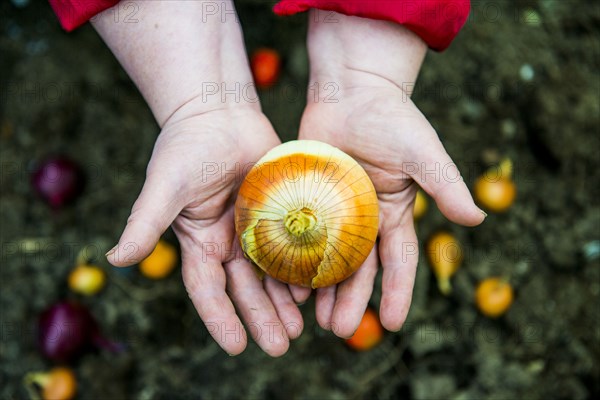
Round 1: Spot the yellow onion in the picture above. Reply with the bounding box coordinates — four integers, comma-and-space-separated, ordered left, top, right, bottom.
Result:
234, 140, 379, 288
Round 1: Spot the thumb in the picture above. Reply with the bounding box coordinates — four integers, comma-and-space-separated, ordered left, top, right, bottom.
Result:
106, 171, 183, 266
408, 128, 485, 227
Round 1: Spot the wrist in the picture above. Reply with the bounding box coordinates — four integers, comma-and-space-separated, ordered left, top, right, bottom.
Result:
307, 11, 427, 96
92, 1, 259, 127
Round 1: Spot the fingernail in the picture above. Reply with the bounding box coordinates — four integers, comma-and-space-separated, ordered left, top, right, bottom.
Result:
296, 302, 306, 306
228, 353, 236, 357
105, 244, 118, 258
480, 209, 488, 218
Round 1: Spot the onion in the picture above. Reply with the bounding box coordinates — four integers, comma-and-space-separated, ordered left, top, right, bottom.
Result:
31, 156, 84, 208
234, 140, 379, 288
38, 301, 122, 362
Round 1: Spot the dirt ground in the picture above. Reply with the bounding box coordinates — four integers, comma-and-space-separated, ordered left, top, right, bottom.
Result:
1, 0, 599, 399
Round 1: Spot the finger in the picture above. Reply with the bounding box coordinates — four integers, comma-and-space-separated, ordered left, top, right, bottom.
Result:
181, 248, 247, 356
264, 277, 304, 339
289, 285, 312, 305
408, 126, 485, 227
378, 214, 419, 332
330, 246, 379, 338
225, 259, 290, 357
315, 285, 336, 331
107, 171, 183, 266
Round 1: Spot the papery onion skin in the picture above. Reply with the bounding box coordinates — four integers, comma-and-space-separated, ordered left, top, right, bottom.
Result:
234, 140, 379, 288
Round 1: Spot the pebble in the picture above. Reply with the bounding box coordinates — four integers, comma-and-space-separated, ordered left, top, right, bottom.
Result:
523, 9, 542, 26
527, 360, 545, 374
462, 101, 484, 121
408, 322, 448, 356
519, 64, 535, 82
11, 0, 29, 7
582, 240, 600, 261
501, 118, 517, 139
514, 261, 530, 276
289, 44, 308, 79
25, 39, 49, 55
411, 374, 456, 400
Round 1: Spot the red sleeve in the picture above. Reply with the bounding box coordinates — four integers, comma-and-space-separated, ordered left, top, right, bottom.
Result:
48, 0, 120, 31
273, 0, 470, 51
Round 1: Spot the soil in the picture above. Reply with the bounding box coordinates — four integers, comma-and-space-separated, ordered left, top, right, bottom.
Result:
1, 0, 599, 399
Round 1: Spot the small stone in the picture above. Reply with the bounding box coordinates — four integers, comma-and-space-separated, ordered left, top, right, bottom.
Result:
514, 261, 530, 276
522, 8, 542, 26
11, 0, 30, 7
527, 360, 545, 374
582, 240, 600, 261
501, 118, 517, 139
412, 374, 456, 400
408, 322, 447, 356
519, 64, 535, 82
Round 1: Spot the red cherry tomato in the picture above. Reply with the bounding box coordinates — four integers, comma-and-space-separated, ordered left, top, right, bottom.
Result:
251, 48, 281, 89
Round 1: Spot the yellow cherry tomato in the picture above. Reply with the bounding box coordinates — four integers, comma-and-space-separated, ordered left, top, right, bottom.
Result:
474, 176, 516, 213
68, 264, 105, 296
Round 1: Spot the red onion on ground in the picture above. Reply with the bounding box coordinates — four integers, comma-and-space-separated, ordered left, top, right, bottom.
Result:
31, 156, 84, 208
38, 301, 123, 362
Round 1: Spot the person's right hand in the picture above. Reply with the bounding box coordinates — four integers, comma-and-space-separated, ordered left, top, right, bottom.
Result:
92, 1, 304, 356
106, 103, 305, 356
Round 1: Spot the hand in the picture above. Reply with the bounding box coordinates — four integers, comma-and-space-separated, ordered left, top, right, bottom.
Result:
106, 103, 306, 356
293, 13, 486, 337
93, 1, 304, 356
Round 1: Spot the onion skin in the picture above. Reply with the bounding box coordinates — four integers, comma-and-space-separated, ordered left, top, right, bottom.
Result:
235, 140, 379, 288
31, 156, 84, 208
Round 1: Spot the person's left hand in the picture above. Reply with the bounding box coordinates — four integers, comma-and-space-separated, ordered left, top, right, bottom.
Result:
283, 12, 486, 338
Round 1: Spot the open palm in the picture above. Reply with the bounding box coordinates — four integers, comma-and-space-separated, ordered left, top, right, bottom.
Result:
293, 84, 485, 337
106, 107, 303, 356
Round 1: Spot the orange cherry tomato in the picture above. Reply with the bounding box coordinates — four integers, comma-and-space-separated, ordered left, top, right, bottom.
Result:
139, 240, 178, 279
345, 307, 384, 351
42, 367, 77, 400
26, 367, 77, 400
251, 48, 281, 89
474, 176, 516, 213
475, 277, 514, 318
